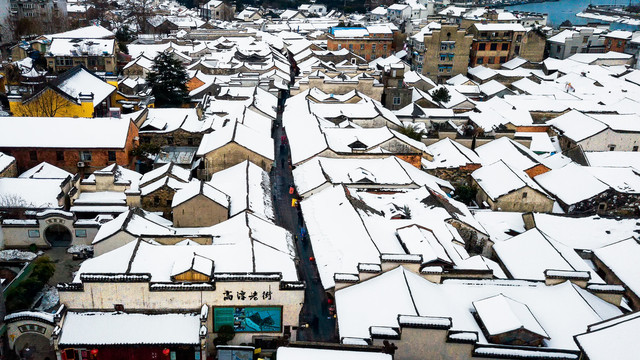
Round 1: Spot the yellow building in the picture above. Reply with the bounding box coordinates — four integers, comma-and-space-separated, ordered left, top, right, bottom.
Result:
9, 65, 116, 118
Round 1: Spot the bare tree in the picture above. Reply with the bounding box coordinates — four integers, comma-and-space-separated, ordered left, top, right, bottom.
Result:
126, 0, 153, 34
0, 194, 36, 208
13, 89, 72, 117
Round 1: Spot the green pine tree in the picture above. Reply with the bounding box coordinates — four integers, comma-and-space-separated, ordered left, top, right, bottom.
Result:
147, 52, 190, 107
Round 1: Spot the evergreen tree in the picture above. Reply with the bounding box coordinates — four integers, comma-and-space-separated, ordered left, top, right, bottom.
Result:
431, 87, 451, 104
147, 52, 189, 107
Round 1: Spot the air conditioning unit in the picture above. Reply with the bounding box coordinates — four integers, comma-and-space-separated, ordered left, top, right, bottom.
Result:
77, 162, 86, 168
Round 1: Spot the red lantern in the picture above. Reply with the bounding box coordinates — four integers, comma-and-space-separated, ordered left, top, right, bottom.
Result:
91, 349, 99, 355
162, 348, 171, 356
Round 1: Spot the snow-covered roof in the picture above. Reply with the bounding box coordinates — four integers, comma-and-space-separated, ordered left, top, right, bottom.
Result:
140, 163, 191, 187
50, 25, 115, 39
54, 66, 117, 107
276, 347, 391, 360
140, 108, 207, 134
585, 151, 640, 172
85, 164, 142, 189
532, 213, 640, 251
196, 121, 274, 160
424, 138, 481, 170
534, 163, 609, 206
80, 212, 298, 281
468, 65, 498, 81
48, 39, 115, 57
0, 152, 15, 173
301, 185, 488, 290
171, 180, 229, 208
548, 29, 577, 44
336, 266, 621, 349
293, 156, 451, 197
472, 210, 526, 243
593, 239, 640, 300
585, 166, 640, 194
19, 162, 71, 180
479, 80, 507, 97
501, 57, 528, 70
575, 311, 640, 360
331, 27, 369, 38
473, 294, 549, 338
605, 30, 633, 40
91, 209, 176, 244
493, 228, 603, 282
474, 137, 550, 172
0, 178, 63, 209
473, 23, 526, 32
471, 160, 544, 201
208, 160, 274, 221
58, 311, 200, 346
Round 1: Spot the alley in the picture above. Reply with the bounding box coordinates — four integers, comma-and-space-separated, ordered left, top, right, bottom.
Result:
271, 91, 337, 343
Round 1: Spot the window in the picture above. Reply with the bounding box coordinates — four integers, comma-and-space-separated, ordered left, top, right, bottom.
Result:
108, 151, 116, 161
440, 54, 447, 61
29, 151, 37, 161
477, 57, 484, 64
360, 44, 364, 50
522, 192, 528, 199
393, 97, 401, 105
167, 137, 174, 145
618, 41, 623, 47
154, 196, 160, 205
478, 43, 486, 51
28, 230, 40, 238
516, 35, 522, 42
501, 43, 509, 51
75, 229, 87, 238
598, 203, 607, 211
166, 199, 172, 206
499, 56, 507, 63
383, 44, 387, 51
557, 45, 562, 53
582, 37, 589, 44
187, 137, 194, 146
440, 43, 447, 50
349, 44, 353, 50
608, 145, 616, 151
514, 45, 520, 55
56, 151, 64, 161
372, 44, 376, 51
488, 57, 495, 64
114, 304, 125, 312
570, 46, 578, 54
481, 32, 487, 37
79, 151, 92, 161
490, 43, 497, 51
633, 146, 638, 152
337, 44, 342, 50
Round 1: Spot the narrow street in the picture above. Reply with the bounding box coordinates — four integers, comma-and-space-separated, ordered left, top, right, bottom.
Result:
271, 91, 337, 343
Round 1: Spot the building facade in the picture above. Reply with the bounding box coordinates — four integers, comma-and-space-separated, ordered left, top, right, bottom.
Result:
468, 24, 545, 69
327, 27, 394, 62
421, 25, 473, 83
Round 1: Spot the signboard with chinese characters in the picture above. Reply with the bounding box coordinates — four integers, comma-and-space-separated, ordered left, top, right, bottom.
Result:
222, 287, 272, 302
213, 306, 282, 333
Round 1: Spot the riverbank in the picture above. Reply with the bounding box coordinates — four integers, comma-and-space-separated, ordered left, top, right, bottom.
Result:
504, 0, 640, 29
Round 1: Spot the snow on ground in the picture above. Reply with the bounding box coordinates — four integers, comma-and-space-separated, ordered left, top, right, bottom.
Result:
0, 250, 38, 261
33, 284, 60, 311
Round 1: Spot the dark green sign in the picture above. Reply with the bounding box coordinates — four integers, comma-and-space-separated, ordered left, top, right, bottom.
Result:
214, 307, 282, 333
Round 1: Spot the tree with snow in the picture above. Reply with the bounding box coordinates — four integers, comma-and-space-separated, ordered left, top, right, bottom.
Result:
147, 52, 190, 107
